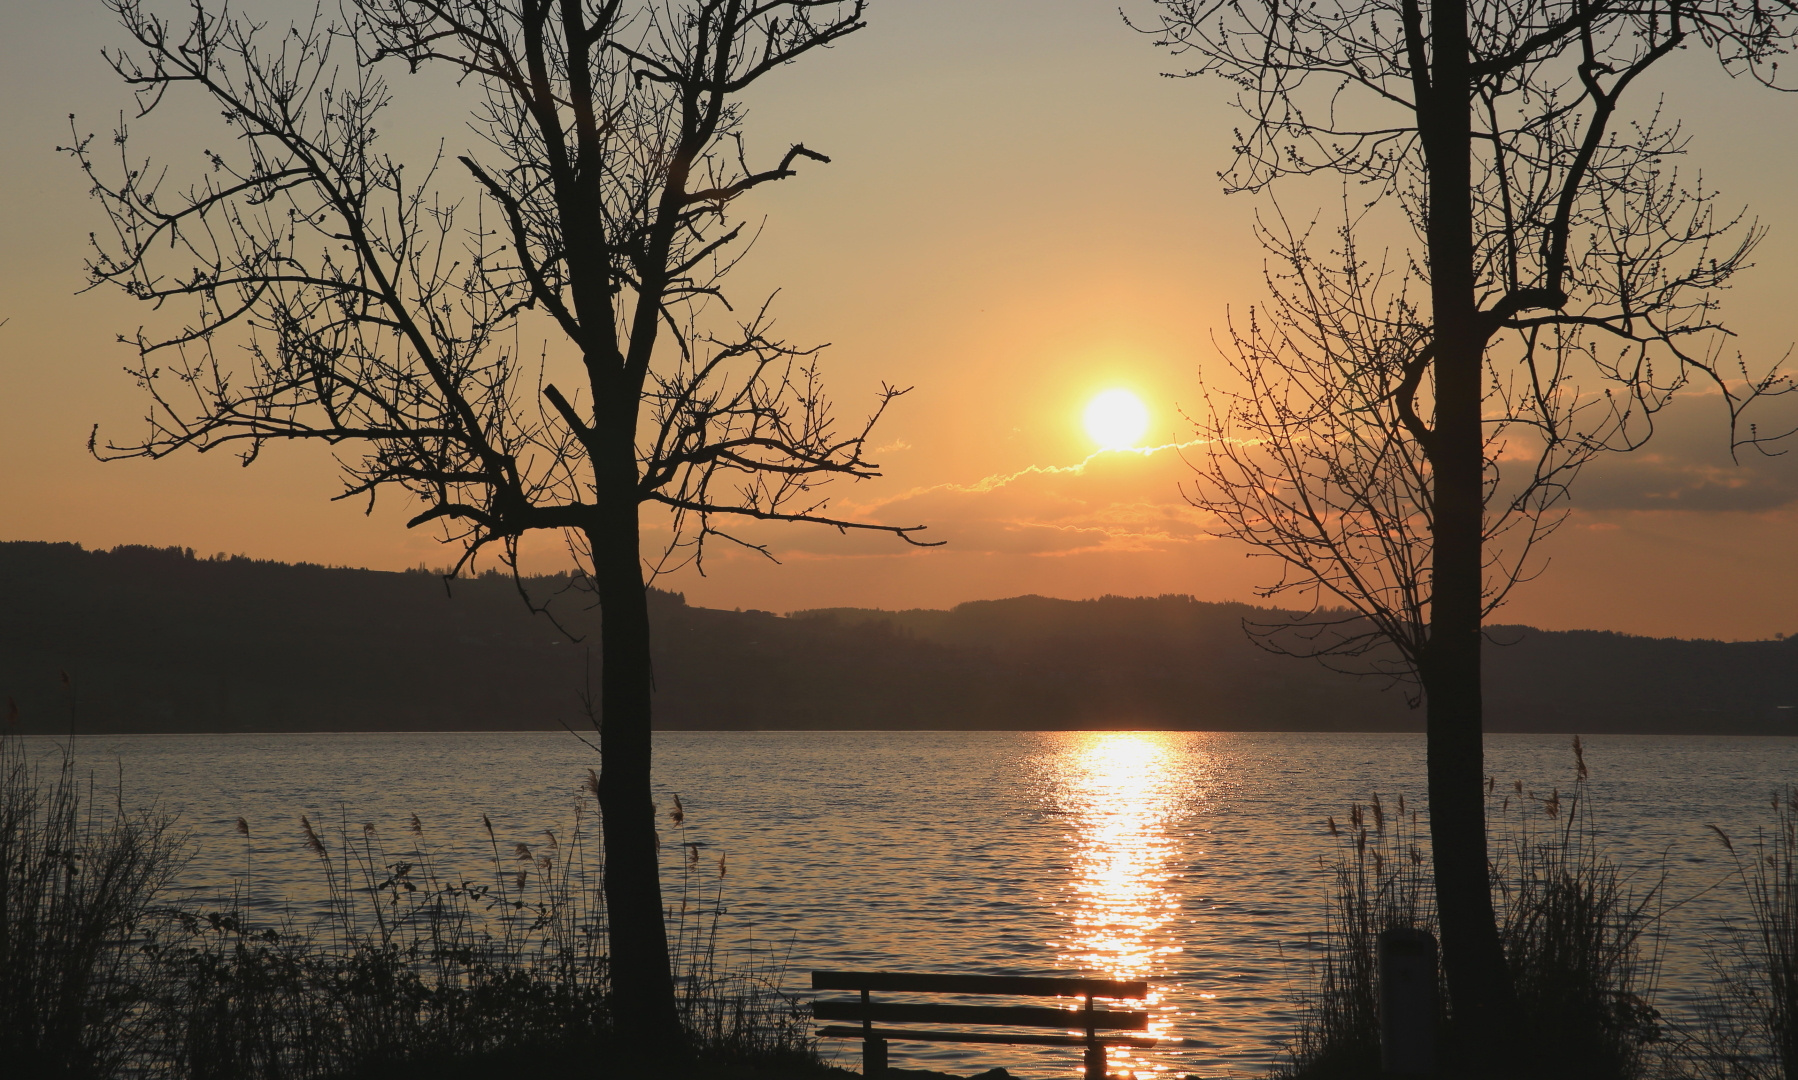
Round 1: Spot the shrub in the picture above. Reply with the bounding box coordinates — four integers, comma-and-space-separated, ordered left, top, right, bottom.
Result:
0, 731, 184, 1078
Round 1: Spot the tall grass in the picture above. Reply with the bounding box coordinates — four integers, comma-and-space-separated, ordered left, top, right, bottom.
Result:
1285, 739, 1663, 1080
1285, 793, 1433, 1076
0, 731, 184, 1078
0, 730, 821, 1079
1489, 739, 1664, 1080
662, 795, 817, 1071
135, 803, 616, 1079
1693, 788, 1798, 1080
136, 793, 819, 1078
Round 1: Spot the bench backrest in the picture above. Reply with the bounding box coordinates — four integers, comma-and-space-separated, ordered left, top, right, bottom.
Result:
810, 971, 1150, 1032
812, 971, 1147, 999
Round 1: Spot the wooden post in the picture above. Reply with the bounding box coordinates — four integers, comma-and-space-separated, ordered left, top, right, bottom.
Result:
1083, 992, 1104, 1080
861, 988, 885, 1079
1084, 1042, 1106, 1080
1378, 927, 1438, 1076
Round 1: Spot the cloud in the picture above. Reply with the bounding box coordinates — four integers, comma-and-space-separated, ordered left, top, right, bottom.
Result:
1564, 420, 1798, 513
661, 405, 1798, 571
739, 442, 1218, 559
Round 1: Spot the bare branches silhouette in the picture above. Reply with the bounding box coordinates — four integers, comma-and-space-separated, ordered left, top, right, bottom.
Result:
1141, 0, 1795, 1065
70, 0, 923, 1040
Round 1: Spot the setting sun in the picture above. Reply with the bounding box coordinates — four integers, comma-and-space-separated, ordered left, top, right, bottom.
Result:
1083, 389, 1151, 450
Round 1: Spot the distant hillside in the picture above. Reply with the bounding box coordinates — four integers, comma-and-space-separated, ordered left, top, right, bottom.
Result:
1, 541, 1792, 734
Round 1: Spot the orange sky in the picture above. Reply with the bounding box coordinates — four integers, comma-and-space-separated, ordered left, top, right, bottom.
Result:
3, 1, 1797, 640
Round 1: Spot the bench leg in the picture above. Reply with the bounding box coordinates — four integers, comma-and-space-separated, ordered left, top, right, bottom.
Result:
1084, 1041, 1106, 1080
863, 1036, 887, 1079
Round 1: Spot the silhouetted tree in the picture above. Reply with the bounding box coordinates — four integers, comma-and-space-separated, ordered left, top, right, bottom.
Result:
70, 0, 929, 1042
1141, 0, 1792, 1064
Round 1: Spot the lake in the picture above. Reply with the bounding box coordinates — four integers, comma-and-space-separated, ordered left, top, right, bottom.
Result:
30, 730, 1798, 1077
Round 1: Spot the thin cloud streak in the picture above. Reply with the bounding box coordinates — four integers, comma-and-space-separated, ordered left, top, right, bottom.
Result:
754, 440, 1220, 559
859, 440, 1212, 506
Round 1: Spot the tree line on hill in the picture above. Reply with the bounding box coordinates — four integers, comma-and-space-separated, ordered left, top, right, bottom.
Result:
2, 541, 1792, 736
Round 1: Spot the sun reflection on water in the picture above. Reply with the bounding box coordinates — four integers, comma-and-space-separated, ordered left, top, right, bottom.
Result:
1052, 732, 1190, 1077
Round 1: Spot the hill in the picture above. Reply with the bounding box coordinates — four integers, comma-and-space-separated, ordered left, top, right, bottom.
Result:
1, 541, 1792, 734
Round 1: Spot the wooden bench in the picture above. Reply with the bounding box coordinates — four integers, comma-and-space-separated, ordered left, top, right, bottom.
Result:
811, 970, 1156, 1080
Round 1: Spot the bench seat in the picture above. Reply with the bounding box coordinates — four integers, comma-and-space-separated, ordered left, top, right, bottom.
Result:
811, 970, 1156, 1080
816, 1025, 1163, 1049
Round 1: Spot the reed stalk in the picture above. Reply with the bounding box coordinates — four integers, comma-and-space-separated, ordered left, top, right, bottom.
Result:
1692, 789, 1798, 1080
131, 781, 817, 1079
1285, 739, 1662, 1080
0, 724, 819, 1079
0, 730, 184, 1078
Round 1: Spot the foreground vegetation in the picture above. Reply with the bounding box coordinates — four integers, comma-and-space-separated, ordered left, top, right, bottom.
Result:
0, 732, 825, 1080
1287, 739, 1798, 1080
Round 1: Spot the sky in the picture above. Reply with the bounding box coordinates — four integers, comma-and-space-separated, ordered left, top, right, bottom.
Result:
3, 0, 1797, 640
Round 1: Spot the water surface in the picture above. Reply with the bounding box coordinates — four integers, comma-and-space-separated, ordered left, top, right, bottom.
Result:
39, 730, 1798, 1077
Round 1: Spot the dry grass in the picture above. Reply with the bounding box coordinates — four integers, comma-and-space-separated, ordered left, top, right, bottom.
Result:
1284, 738, 1663, 1080
1688, 789, 1798, 1080
1284, 792, 1433, 1077
0, 729, 821, 1080
0, 731, 185, 1078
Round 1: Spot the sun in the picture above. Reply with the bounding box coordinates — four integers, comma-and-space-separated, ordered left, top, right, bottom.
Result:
1083, 389, 1150, 450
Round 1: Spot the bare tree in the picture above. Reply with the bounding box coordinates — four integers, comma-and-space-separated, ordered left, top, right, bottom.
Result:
70, 0, 931, 1041
1141, 0, 1792, 1062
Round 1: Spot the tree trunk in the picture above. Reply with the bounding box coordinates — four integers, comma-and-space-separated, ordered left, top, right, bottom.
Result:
588, 505, 681, 1045
1419, 0, 1517, 1061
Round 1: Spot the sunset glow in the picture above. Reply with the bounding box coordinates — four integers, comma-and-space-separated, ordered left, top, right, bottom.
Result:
1052, 732, 1186, 1076
9, 5, 1798, 1080
5, 3, 1791, 636
1084, 390, 1151, 450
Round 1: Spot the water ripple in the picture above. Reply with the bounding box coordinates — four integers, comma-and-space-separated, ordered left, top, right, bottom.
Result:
30, 730, 1798, 1078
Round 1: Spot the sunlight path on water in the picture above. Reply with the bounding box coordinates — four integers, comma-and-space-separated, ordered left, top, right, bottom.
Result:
1046, 734, 1189, 1076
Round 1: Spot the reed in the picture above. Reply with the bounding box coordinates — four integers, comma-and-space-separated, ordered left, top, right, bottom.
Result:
1284, 739, 1662, 1080
132, 784, 819, 1079
135, 801, 614, 1079
0, 730, 185, 1078
1, 727, 819, 1079
663, 794, 817, 1071
1690, 789, 1798, 1080
1489, 739, 1664, 1080
1283, 793, 1433, 1077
